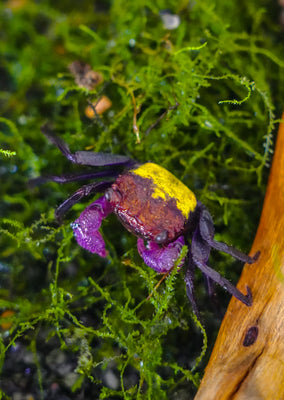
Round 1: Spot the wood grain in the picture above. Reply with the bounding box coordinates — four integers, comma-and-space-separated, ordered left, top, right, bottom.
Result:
195, 114, 284, 400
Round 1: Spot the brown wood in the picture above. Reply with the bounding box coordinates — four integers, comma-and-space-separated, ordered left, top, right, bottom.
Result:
195, 114, 284, 400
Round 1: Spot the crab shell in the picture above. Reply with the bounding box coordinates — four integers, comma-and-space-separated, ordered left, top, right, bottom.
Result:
105, 162, 197, 244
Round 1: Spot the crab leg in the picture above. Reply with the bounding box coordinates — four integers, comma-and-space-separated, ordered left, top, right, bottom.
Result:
55, 181, 112, 221
29, 170, 119, 187
184, 254, 200, 316
41, 124, 134, 167
191, 229, 252, 306
198, 204, 259, 264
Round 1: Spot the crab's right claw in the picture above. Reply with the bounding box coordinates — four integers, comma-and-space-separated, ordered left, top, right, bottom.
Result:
137, 236, 186, 274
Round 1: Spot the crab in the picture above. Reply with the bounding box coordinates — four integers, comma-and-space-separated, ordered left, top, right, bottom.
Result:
32, 125, 259, 314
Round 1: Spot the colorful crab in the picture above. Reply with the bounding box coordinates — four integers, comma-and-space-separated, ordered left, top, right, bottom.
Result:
32, 125, 259, 314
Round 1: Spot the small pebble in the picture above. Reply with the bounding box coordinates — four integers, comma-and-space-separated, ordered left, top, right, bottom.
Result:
160, 11, 181, 30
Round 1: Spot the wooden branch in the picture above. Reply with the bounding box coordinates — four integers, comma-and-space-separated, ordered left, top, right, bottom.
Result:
195, 114, 284, 400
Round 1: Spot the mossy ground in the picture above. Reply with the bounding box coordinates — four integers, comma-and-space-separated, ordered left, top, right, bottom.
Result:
0, 0, 283, 399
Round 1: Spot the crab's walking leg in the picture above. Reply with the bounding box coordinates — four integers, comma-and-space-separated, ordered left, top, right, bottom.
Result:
29, 170, 119, 187
191, 229, 252, 306
137, 236, 185, 274
184, 254, 200, 317
41, 124, 134, 167
71, 196, 113, 257
55, 181, 112, 221
198, 205, 260, 264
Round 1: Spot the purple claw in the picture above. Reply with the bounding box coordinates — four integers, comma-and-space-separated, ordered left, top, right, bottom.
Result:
137, 236, 186, 273
71, 196, 113, 257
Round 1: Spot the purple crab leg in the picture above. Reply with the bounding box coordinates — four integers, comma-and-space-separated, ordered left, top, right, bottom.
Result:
71, 196, 113, 257
55, 181, 112, 221
41, 124, 134, 167
137, 236, 185, 274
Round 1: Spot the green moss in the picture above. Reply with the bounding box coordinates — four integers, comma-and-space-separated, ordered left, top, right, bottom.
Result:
0, 0, 283, 398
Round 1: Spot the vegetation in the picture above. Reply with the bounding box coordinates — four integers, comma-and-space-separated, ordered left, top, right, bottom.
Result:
0, 0, 283, 398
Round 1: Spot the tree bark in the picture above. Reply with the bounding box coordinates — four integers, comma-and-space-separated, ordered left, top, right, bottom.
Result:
194, 114, 284, 400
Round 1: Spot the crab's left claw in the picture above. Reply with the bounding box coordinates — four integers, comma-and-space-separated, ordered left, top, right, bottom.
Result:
71, 196, 113, 257
137, 236, 186, 273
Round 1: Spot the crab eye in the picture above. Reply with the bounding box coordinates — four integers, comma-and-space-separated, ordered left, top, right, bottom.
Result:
105, 188, 112, 202
105, 186, 122, 204
154, 231, 168, 244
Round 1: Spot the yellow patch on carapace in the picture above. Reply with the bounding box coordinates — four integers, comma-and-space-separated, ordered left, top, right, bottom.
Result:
131, 163, 197, 217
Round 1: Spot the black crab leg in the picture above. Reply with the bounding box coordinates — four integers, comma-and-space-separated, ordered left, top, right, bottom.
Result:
184, 254, 200, 317
29, 170, 119, 187
197, 203, 260, 264
209, 240, 260, 264
202, 274, 225, 319
41, 124, 135, 167
193, 258, 252, 306
55, 181, 112, 222
191, 228, 252, 306
203, 275, 215, 299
